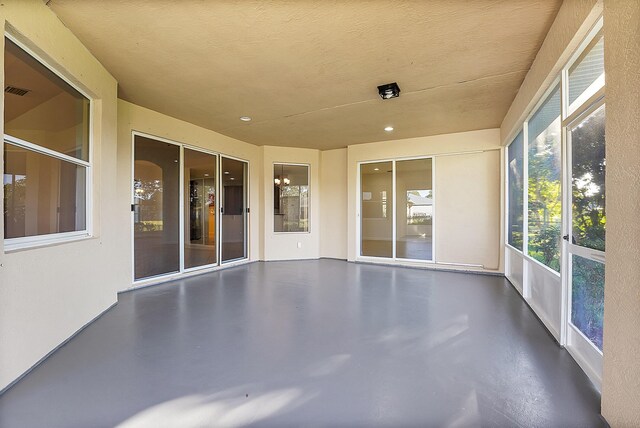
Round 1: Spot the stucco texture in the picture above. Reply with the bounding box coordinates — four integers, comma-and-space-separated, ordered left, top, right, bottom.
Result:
0, 0, 121, 390
601, 0, 640, 426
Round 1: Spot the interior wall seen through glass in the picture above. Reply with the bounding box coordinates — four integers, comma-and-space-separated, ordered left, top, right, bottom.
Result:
274, 164, 309, 233
508, 131, 524, 251
395, 158, 433, 260
3, 143, 86, 239
184, 149, 217, 269
221, 157, 247, 262
133, 136, 180, 280
4, 38, 90, 161
360, 161, 393, 258
527, 85, 562, 272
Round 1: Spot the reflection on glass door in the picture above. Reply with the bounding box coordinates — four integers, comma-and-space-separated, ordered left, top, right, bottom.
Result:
184, 149, 217, 269
567, 103, 606, 352
133, 136, 180, 280
396, 158, 433, 260
360, 161, 393, 257
221, 157, 248, 262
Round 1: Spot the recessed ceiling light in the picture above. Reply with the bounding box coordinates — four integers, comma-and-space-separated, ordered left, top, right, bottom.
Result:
240, 116, 252, 122
384, 126, 394, 132
204, 174, 209, 177
230, 177, 235, 180
224, 171, 230, 174
374, 168, 380, 171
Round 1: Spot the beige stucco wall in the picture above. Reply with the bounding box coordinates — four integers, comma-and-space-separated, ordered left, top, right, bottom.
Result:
320, 149, 348, 259
601, 0, 640, 425
117, 100, 263, 277
0, 0, 121, 390
262, 146, 320, 260
501, 0, 602, 145
435, 150, 501, 270
347, 129, 502, 273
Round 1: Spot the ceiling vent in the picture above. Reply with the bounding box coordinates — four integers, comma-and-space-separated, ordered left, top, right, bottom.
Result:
5, 86, 30, 96
377, 82, 400, 100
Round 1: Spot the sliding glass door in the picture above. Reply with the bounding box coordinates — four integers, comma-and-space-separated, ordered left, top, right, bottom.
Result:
396, 158, 433, 261
359, 158, 433, 261
360, 161, 393, 258
133, 135, 249, 281
221, 156, 248, 263
133, 136, 180, 280
184, 148, 217, 270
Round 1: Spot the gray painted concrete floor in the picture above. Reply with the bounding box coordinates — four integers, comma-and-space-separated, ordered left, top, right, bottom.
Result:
0, 260, 604, 427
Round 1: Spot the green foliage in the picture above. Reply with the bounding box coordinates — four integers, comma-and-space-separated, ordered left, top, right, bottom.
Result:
3, 175, 27, 232
508, 134, 524, 251
407, 215, 432, 225
528, 224, 561, 271
572, 256, 605, 350
528, 126, 562, 271
571, 107, 606, 251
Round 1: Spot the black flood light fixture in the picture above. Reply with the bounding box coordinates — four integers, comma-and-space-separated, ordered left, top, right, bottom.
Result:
377, 82, 400, 100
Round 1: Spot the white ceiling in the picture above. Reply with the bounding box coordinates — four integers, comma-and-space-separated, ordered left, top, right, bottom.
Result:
48, 0, 562, 150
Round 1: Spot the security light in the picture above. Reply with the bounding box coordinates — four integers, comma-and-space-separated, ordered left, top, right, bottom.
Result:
377, 82, 400, 100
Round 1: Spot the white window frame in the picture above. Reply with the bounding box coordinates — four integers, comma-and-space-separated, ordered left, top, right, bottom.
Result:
503, 16, 606, 388
356, 155, 437, 266
3, 33, 94, 252
272, 162, 311, 234
131, 131, 251, 286
522, 77, 563, 278
505, 129, 525, 254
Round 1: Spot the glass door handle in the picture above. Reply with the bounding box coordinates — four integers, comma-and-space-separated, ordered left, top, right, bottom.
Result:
563, 234, 569, 241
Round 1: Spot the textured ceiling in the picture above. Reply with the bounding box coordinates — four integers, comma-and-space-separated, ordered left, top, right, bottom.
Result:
48, 0, 561, 150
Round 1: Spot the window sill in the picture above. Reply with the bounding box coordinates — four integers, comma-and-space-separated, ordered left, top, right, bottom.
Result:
4, 232, 93, 253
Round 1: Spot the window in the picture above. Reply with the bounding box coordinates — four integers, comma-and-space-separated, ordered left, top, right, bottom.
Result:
568, 32, 604, 115
507, 131, 524, 250
527, 84, 562, 271
503, 17, 606, 379
3, 37, 90, 246
569, 104, 606, 350
570, 104, 606, 252
273, 164, 309, 232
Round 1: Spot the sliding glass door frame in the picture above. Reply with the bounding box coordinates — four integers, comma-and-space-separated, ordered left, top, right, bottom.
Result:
220, 154, 249, 264
356, 155, 436, 265
131, 131, 250, 285
559, 18, 605, 385
131, 133, 182, 281
560, 95, 606, 383
182, 144, 219, 273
